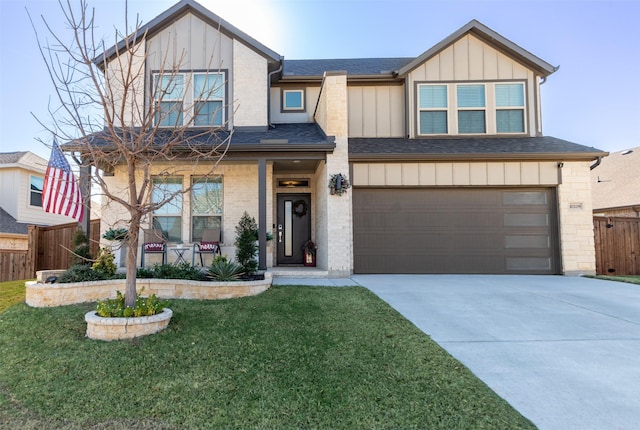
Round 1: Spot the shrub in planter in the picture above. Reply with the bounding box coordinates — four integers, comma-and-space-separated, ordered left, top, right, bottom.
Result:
95, 290, 169, 318
92, 247, 117, 278
71, 228, 92, 266
58, 264, 108, 283
137, 263, 206, 281
208, 256, 245, 281
235, 211, 258, 274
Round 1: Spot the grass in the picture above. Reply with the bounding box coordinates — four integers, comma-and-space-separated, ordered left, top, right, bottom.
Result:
591, 275, 640, 285
0, 284, 535, 429
0, 279, 28, 313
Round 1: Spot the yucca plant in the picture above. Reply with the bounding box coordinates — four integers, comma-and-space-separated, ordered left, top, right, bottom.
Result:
208, 258, 245, 281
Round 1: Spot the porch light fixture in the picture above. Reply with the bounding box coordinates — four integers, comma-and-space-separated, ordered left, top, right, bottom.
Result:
278, 179, 309, 188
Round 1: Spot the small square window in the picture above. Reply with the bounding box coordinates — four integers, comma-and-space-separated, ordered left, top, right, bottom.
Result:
282, 89, 305, 111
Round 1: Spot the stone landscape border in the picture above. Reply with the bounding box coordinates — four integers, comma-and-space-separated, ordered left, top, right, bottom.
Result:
26, 271, 272, 307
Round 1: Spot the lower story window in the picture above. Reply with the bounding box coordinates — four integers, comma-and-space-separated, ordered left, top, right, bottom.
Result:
152, 177, 183, 242
191, 176, 223, 242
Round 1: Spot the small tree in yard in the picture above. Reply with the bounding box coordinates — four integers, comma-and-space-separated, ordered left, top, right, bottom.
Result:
30, 0, 232, 307
235, 212, 258, 275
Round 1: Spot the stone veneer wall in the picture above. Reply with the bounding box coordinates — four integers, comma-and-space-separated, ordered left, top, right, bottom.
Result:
557, 161, 597, 275
26, 272, 272, 308
314, 72, 353, 277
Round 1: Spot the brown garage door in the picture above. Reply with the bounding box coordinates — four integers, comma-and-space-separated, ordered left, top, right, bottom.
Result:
353, 188, 559, 274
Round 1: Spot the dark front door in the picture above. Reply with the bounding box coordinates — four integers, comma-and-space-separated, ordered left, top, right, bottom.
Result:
276, 194, 311, 265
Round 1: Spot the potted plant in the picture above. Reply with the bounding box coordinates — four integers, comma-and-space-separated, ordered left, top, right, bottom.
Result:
302, 240, 317, 267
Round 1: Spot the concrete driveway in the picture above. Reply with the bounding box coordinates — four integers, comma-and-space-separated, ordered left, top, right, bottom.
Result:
351, 275, 640, 430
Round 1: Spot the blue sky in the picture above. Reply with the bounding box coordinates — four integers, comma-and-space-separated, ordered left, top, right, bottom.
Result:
1, 0, 638, 160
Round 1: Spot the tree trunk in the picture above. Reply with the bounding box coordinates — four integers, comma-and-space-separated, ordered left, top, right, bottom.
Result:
124, 216, 142, 308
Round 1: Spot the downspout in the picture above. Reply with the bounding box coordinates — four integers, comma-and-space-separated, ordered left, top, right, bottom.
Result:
590, 157, 603, 170
267, 57, 284, 129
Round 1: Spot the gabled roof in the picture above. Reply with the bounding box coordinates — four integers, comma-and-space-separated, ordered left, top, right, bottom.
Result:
397, 19, 558, 77
96, 0, 282, 68
0, 151, 48, 172
0, 152, 28, 164
591, 147, 640, 211
349, 136, 605, 161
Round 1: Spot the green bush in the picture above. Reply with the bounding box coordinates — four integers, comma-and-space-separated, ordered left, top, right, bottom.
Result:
235, 211, 258, 274
208, 259, 245, 281
95, 290, 169, 318
92, 247, 117, 277
71, 228, 92, 266
58, 264, 107, 283
137, 263, 206, 281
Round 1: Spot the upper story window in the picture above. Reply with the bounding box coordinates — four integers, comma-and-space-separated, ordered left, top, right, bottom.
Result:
30, 175, 44, 207
153, 71, 226, 127
495, 83, 525, 133
417, 81, 526, 136
457, 85, 486, 134
282, 89, 305, 112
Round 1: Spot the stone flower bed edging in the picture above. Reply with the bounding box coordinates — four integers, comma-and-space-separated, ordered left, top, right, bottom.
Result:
85, 308, 173, 341
26, 271, 273, 307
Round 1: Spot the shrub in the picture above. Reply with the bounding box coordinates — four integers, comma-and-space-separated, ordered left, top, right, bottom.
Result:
208, 259, 244, 281
95, 290, 169, 318
137, 263, 206, 281
235, 211, 258, 274
92, 247, 117, 277
58, 264, 107, 283
102, 227, 128, 241
71, 228, 92, 266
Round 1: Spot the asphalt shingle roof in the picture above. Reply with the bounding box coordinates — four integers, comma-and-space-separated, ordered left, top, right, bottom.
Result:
0, 207, 29, 235
283, 58, 413, 77
349, 136, 605, 159
0, 152, 28, 164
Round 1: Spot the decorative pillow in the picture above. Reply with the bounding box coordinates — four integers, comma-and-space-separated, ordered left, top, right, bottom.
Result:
199, 242, 219, 251
144, 242, 164, 252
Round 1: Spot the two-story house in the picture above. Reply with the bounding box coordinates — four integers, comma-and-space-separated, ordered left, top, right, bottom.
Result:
91, 0, 604, 276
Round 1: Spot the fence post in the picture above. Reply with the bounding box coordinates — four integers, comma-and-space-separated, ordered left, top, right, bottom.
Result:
26, 225, 38, 278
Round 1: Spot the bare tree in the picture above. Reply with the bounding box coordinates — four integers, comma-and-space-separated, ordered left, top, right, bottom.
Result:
30, 0, 232, 307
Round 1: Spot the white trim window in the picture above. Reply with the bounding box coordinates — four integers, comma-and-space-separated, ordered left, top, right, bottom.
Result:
152, 177, 183, 242
30, 175, 44, 207
191, 176, 223, 242
418, 85, 448, 134
282, 89, 305, 111
417, 81, 526, 136
495, 83, 525, 133
457, 84, 486, 134
153, 71, 226, 127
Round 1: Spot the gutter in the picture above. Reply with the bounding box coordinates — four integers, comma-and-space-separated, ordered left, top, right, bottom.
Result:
267, 58, 284, 128
590, 156, 603, 170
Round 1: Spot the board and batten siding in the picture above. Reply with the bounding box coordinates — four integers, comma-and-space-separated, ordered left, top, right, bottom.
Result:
352, 161, 559, 187
406, 34, 540, 138
348, 85, 405, 138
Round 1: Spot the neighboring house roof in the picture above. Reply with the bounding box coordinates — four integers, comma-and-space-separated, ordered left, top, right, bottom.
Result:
96, 0, 282, 69
0, 151, 48, 173
591, 147, 640, 211
283, 58, 413, 78
397, 19, 558, 77
349, 136, 604, 161
0, 207, 30, 235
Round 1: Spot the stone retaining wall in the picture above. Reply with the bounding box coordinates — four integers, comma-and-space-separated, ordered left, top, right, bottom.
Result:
26, 272, 272, 307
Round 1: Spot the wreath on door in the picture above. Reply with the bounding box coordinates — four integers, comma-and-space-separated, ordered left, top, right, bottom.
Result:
292, 199, 308, 218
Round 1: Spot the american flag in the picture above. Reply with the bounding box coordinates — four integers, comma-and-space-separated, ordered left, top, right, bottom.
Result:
43, 140, 84, 222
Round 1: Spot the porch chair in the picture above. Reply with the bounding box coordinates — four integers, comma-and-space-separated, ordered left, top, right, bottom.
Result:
192, 228, 221, 267
141, 228, 166, 268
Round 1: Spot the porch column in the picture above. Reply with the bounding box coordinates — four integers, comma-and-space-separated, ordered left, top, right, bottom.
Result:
79, 158, 91, 236
258, 158, 267, 270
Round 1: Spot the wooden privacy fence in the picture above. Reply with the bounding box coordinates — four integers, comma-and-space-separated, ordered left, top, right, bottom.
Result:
593, 216, 640, 275
0, 219, 100, 282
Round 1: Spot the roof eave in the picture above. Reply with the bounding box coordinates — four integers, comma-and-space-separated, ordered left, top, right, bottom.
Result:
349, 151, 606, 162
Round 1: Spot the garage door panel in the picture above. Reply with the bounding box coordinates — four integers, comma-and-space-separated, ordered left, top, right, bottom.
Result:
353, 188, 558, 274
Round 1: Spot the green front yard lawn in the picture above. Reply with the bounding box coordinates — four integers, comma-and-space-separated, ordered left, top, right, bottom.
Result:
0, 284, 534, 429
593, 275, 640, 285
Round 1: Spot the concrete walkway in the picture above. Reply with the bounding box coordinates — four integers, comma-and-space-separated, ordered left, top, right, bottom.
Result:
274, 274, 640, 430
